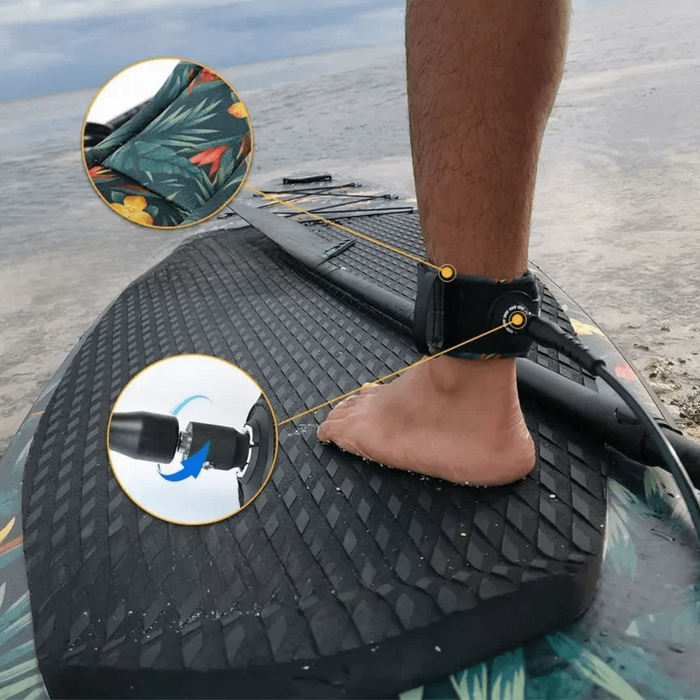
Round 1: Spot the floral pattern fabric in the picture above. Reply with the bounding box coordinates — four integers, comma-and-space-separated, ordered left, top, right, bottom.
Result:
85, 61, 251, 227
85, 61, 197, 170
88, 165, 187, 227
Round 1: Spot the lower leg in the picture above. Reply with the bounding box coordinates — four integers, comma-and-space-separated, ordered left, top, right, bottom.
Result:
409, 0, 570, 278
317, 0, 571, 485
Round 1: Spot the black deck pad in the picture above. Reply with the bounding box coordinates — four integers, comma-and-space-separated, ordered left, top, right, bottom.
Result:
22, 212, 606, 699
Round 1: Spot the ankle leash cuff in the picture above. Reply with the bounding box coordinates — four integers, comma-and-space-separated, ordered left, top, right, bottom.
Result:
413, 264, 541, 359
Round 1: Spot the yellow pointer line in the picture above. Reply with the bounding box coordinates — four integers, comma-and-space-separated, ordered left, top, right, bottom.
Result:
279, 321, 513, 426
245, 185, 442, 273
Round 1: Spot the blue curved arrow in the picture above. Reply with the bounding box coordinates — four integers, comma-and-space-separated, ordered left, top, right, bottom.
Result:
172, 394, 212, 416
158, 442, 210, 482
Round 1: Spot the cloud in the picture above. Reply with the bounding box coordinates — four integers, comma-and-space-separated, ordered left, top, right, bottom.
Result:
0, 0, 250, 25
0, 22, 68, 74
0, 0, 405, 101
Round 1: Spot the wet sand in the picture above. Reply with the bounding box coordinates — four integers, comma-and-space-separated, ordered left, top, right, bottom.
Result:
1, 0, 699, 456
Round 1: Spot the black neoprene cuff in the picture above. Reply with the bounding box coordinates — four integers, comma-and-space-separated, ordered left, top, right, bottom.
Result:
413, 264, 541, 359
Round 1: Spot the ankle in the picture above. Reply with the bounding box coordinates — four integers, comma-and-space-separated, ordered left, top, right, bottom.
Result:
427, 355, 517, 395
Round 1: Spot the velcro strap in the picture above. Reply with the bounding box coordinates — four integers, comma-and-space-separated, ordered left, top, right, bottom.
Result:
413, 265, 540, 358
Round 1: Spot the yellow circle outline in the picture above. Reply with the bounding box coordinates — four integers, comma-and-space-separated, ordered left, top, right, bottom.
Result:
105, 354, 278, 526
438, 264, 457, 282
82, 56, 254, 230
508, 310, 527, 329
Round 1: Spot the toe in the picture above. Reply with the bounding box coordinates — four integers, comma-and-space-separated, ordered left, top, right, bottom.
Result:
358, 382, 381, 395
317, 411, 367, 456
322, 401, 357, 423
317, 416, 340, 443
324, 393, 371, 421
316, 387, 383, 458
334, 395, 361, 410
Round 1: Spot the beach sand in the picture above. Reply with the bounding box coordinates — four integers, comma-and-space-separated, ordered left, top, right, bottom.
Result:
1, 0, 699, 457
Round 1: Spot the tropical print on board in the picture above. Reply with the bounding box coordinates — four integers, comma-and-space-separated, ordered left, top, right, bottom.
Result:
0, 419, 46, 699
403, 459, 700, 700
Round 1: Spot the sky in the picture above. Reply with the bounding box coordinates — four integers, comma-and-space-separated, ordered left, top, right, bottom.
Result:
0, 0, 406, 101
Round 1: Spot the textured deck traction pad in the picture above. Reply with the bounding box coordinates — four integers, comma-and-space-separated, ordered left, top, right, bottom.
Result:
22, 213, 606, 699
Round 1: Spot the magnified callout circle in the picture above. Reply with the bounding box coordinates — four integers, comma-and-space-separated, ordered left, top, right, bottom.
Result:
83, 57, 253, 228
107, 355, 277, 525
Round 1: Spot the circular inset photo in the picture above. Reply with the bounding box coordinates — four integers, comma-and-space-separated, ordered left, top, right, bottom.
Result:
83, 58, 252, 228
107, 355, 277, 525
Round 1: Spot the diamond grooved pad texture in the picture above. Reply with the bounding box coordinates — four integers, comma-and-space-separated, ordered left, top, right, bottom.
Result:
22, 213, 606, 698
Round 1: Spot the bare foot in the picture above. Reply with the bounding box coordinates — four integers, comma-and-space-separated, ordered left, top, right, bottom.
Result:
316, 355, 535, 486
